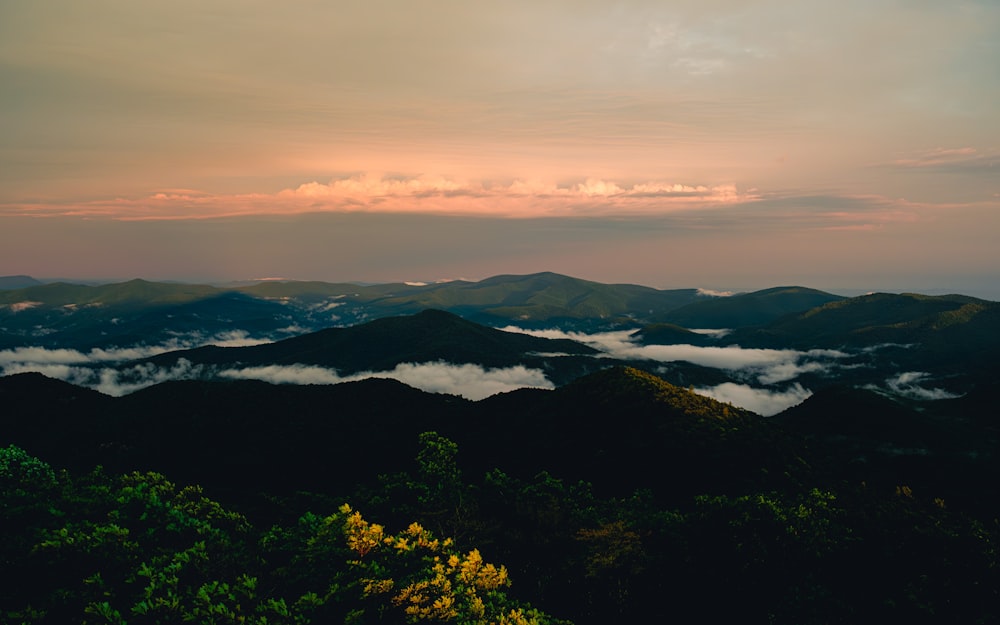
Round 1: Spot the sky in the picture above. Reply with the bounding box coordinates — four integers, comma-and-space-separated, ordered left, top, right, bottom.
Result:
1, 1, 998, 297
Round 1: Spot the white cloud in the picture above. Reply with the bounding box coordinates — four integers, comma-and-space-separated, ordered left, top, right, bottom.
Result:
376, 362, 553, 400
5, 175, 758, 220
7, 301, 43, 313
218, 360, 554, 401
0, 358, 206, 396
201, 330, 272, 348
876, 371, 961, 401
499, 327, 637, 353
0, 331, 271, 369
694, 382, 813, 416
499, 326, 846, 384
218, 364, 342, 386
91, 360, 205, 396
696, 288, 735, 297
0, 347, 92, 366
688, 328, 732, 338
310, 300, 345, 312
0, 362, 91, 382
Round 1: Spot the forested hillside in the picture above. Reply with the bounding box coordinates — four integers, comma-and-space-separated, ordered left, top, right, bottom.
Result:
2, 366, 997, 623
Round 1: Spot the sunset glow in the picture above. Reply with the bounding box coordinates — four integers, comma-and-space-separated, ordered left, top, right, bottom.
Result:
1, 1, 997, 295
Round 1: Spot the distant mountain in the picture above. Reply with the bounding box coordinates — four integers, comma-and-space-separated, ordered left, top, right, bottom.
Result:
3, 274, 998, 409
629, 322, 712, 346
0, 272, 712, 350
655, 286, 844, 329
236, 271, 706, 328
145, 308, 601, 384
378, 272, 702, 324
0, 284, 293, 350
723, 293, 1000, 386
731, 292, 993, 347
5, 273, 994, 354
0, 278, 221, 306
0, 275, 42, 290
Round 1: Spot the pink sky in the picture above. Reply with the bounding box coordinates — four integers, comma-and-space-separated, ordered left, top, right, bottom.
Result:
1, 1, 997, 296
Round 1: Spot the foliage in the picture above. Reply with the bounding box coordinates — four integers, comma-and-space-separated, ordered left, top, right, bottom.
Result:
1, 443, 58, 496
3, 412, 999, 625
1, 446, 563, 625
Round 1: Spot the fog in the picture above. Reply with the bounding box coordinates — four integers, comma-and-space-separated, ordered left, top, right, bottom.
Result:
219, 362, 554, 401
501, 326, 846, 386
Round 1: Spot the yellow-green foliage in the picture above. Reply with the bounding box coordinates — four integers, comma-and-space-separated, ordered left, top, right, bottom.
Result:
586, 367, 751, 421
337, 504, 551, 625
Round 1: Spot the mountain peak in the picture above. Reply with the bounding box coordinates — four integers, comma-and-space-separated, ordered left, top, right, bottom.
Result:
563, 366, 756, 421
0, 275, 43, 290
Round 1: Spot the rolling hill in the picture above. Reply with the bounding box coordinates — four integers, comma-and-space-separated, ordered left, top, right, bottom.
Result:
0, 366, 795, 503
655, 286, 845, 329
0, 275, 43, 290
143, 309, 601, 384
0, 272, 712, 349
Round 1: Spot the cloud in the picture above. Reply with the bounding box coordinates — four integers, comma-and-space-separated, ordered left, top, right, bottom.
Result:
687, 328, 732, 338
0, 358, 206, 397
885, 147, 998, 174
694, 382, 813, 416
870, 371, 962, 401
6, 301, 43, 313
0, 347, 93, 366
0, 332, 270, 369
218, 364, 342, 386
502, 328, 638, 354
91, 360, 206, 396
2, 175, 757, 220
194, 330, 272, 348
499, 326, 846, 383
755, 355, 843, 384
218, 361, 554, 401
696, 288, 735, 297
0, 362, 92, 383
376, 362, 553, 400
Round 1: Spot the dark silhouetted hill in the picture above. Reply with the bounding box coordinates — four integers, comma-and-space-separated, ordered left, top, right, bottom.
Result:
145, 308, 601, 383
0, 275, 43, 290
657, 286, 844, 328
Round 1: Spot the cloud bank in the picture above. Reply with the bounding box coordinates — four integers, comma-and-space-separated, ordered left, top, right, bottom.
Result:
694, 382, 813, 417
0, 359, 206, 397
867, 372, 962, 401
501, 326, 846, 385
4, 175, 755, 221
219, 361, 554, 401
0, 330, 270, 368
0, 343, 554, 400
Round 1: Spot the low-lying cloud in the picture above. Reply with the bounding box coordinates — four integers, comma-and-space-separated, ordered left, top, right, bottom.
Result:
0, 331, 273, 395
219, 361, 554, 401
0, 359, 206, 397
694, 382, 813, 417
869, 371, 962, 401
0, 330, 271, 369
6, 301, 43, 313
500, 326, 846, 384
2, 344, 556, 400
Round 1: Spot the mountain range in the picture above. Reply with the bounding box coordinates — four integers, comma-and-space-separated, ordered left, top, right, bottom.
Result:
1, 270, 996, 505
0, 272, 840, 350
3, 271, 998, 623
2, 271, 996, 403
